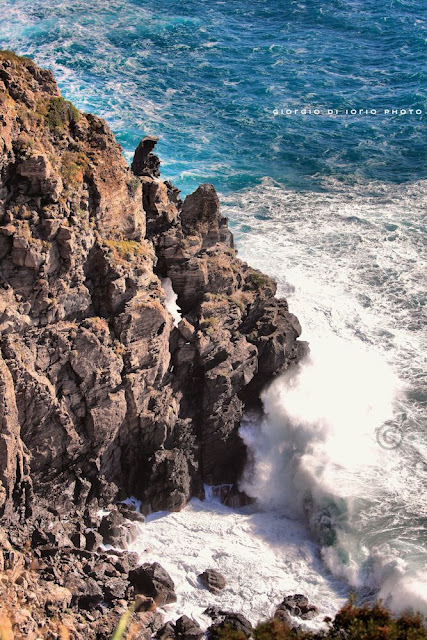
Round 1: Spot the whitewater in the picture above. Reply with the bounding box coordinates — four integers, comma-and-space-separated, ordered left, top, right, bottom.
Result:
1, 0, 426, 624
127, 177, 427, 625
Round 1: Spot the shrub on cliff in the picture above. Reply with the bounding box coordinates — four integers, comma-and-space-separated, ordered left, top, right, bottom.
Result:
46, 96, 79, 131
326, 601, 427, 640
223, 603, 427, 640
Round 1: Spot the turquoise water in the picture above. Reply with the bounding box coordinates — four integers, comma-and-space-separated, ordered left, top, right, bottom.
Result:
1, 0, 426, 616
1, 0, 425, 193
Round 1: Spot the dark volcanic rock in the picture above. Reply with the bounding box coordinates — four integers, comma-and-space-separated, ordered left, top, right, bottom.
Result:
128, 561, 177, 606
198, 568, 226, 593
99, 509, 137, 547
207, 613, 253, 640
132, 135, 161, 177
138, 448, 193, 514
157, 621, 177, 640
175, 615, 203, 640
85, 530, 103, 552
103, 576, 128, 601
0, 52, 302, 525
276, 594, 319, 621
64, 574, 103, 609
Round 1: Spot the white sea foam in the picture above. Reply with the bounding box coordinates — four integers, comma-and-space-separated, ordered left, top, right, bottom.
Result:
221, 177, 427, 614
128, 495, 348, 629
162, 277, 181, 327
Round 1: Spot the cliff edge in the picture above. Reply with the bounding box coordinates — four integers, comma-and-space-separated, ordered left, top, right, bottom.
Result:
0, 51, 304, 638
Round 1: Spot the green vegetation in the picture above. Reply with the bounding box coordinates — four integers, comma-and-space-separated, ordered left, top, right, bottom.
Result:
247, 269, 269, 289
214, 604, 427, 640
104, 239, 147, 262
326, 602, 427, 640
217, 625, 248, 640
14, 134, 36, 158
127, 176, 140, 197
200, 315, 219, 335
46, 96, 79, 131
60, 151, 88, 186
0, 49, 32, 64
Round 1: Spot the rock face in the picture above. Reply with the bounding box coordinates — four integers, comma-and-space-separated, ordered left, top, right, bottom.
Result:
0, 51, 305, 637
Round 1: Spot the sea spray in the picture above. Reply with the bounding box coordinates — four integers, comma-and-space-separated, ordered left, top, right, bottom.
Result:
162, 277, 181, 326
239, 336, 427, 613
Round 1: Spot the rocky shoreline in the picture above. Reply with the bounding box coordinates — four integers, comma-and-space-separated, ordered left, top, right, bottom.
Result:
0, 51, 306, 638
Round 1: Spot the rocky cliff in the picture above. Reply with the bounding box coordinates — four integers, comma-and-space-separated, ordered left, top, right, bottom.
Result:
0, 51, 304, 638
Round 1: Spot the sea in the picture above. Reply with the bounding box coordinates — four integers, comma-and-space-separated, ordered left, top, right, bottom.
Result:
1, 0, 426, 627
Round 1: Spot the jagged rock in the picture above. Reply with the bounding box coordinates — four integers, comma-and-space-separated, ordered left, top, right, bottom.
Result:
276, 594, 319, 620
64, 574, 103, 609
71, 532, 86, 549
207, 613, 253, 640
117, 502, 146, 525
198, 569, 226, 593
175, 615, 203, 640
128, 562, 176, 606
42, 582, 73, 609
274, 606, 293, 625
17, 153, 63, 199
132, 136, 161, 177
134, 594, 157, 612
209, 484, 254, 508
0, 351, 31, 520
142, 177, 180, 237
157, 621, 176, 640
178, 318, 195, 342
181, 184, 233, 249
103, 576, 128, 601
85, 530, 103, 552
300, 606, 319, 620
139, 448, 192, 514
107, 549, 140, 574
99, 509, 137, 547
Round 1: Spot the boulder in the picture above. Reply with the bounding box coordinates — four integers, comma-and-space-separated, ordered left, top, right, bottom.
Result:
175, 615, 203, 640
198, 569, 226, 593
276, 594, 319, 620
64, 574, 103, 609
99, 509, 137, 547
156, 622, 176, 640
128, 562, 176, 606
41, 582, 73, 610
85, 530, 103, 552
139, 448, 192, 513
207, 613, 253, 640
103, 576, 128, 601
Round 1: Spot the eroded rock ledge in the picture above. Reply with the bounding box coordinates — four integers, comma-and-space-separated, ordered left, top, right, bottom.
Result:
0, 52, 305, 638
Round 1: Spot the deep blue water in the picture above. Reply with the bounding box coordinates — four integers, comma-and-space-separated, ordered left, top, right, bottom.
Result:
1, 0, 427, 615
1, 0, 426, 194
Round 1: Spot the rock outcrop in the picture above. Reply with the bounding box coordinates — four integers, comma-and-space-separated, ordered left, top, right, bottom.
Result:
0, 51, 305, 638
274, 594, 319, 622
198, 569, 226, 593
205, 610, 253, 640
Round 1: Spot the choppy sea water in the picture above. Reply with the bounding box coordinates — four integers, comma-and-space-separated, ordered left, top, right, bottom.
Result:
1, 0, 426, 621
